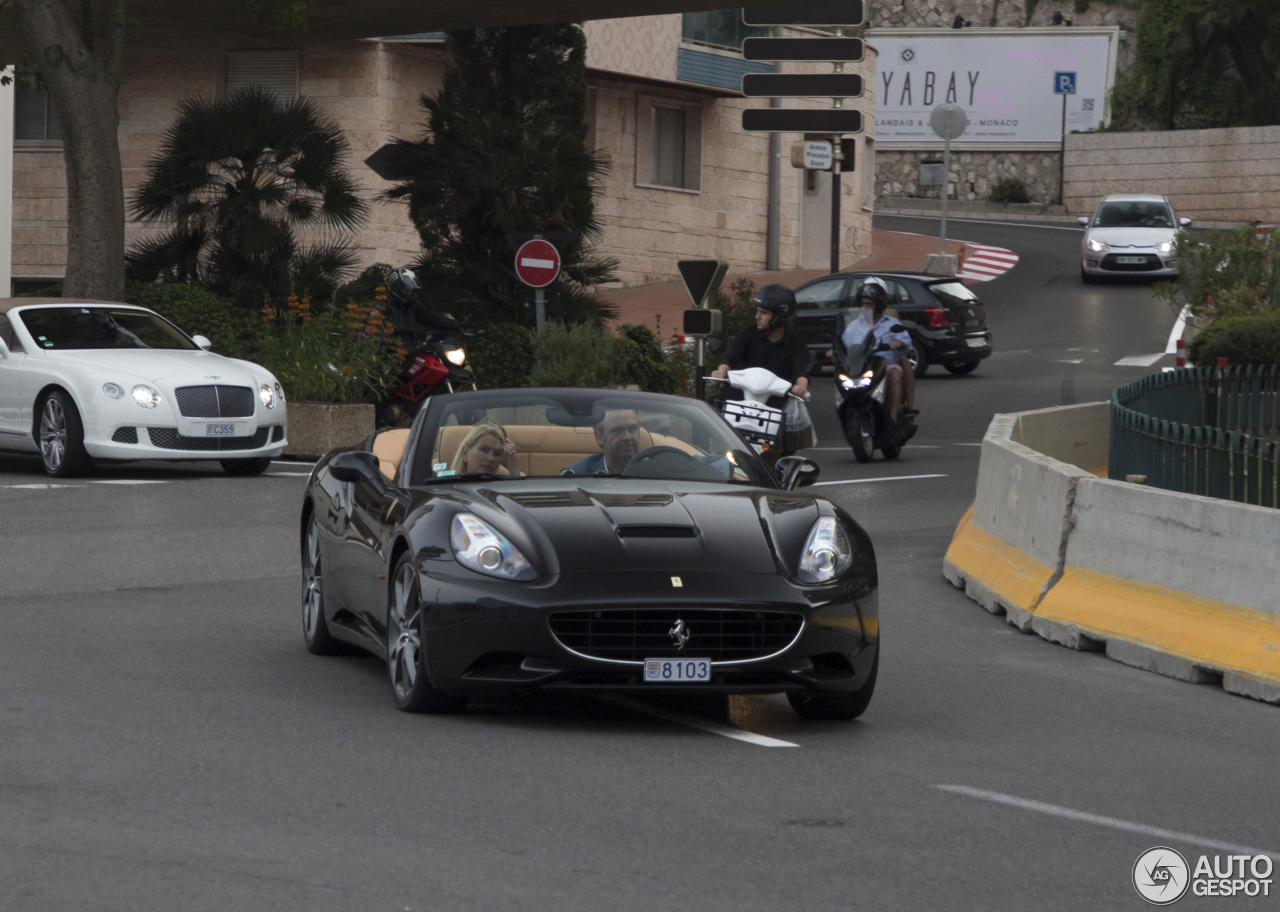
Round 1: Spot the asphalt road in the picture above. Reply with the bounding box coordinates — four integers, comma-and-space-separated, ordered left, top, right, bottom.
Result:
3, 218, 1276, 911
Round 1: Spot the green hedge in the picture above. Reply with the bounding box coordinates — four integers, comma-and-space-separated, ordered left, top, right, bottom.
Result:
1188, 315, 1280, 367
123, 281, 260, 360
467, 322, 536, 389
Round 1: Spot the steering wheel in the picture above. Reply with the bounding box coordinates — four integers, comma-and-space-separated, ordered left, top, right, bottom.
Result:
624, 445, 695, 470
622, 445, 727, 481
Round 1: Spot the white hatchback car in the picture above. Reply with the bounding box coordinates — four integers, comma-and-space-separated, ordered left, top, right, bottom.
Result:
0, 298, 288, 476
1078, 193, 1192, 283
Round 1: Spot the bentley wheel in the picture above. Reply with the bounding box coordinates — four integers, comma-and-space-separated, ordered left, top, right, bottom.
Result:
847, 414, 874, 463
221, 457, 272, 475
943, 361, 979, 376
302, 513, 340, 655
387, 554, 465, 713
38, 391, 92, 477
788, 652, 878, 721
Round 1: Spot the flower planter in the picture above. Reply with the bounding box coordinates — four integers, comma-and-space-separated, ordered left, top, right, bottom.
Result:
285, 402, 376, 458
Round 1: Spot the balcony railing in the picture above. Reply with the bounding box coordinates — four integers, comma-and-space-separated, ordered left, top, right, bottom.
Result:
681, 10, 767, 52
1110, 365, 1280, 508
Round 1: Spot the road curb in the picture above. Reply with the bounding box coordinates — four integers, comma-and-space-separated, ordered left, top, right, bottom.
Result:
944, 406, 1280, 705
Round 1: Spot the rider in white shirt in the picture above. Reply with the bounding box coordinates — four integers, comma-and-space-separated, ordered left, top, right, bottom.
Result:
840, 279, 917, 424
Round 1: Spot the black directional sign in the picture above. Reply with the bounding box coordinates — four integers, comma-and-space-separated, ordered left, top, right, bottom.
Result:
742, 37, 864, 62
364, 142, 415, 181
742, 73, 863, 98
742, 0, 864, 26
677, 259, 729, 309
742, 109, 863, 133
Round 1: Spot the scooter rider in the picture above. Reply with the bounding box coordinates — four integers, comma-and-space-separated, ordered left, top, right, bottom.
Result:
840, 279, 917, 424
385, 267, 455, 343
710, 283, 811, 404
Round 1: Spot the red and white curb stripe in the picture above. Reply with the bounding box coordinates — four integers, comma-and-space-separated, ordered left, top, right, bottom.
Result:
958, 242, 1018, 282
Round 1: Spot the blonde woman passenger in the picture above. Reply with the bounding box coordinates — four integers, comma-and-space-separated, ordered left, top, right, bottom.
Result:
450, 422, 520, 476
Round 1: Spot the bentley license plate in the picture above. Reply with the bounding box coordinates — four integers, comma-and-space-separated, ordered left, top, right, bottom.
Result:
644, 658, 711, 682
206, 423, 237, 436
1115, 256, 1147, 264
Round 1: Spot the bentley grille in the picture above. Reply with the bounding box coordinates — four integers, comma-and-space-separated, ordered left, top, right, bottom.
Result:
548, 608, 804, 663
146, 427, 270, 451
174, 385, 256, 418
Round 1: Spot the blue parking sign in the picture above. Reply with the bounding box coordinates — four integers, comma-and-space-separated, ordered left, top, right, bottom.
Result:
1054, 71, 1076, 94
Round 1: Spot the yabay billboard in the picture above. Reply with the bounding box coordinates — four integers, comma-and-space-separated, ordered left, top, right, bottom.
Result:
869, 27, 1120, 148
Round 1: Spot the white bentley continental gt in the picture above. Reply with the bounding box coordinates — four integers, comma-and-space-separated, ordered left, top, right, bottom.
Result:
0, 298, 288, 476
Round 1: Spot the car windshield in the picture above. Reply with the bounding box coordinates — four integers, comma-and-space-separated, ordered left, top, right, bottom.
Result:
1092, 201, 1173, 229
16, 307, 197, 351
410, 389, 775, 487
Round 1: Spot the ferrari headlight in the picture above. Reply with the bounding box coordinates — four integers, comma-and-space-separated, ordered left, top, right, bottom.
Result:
797, 516, 853, 584
1086, 237, 1108, 254
445, 347, 467, 367
450, 513, 534, 581
131, 385, 162, 409
259, 384, 276, 409
102, 382, 125, 400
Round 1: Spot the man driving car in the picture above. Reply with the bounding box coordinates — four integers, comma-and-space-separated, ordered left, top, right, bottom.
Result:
561, 408, 641, 475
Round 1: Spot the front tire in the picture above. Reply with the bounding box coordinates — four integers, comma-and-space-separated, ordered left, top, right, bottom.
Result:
1080, 267, 1095, 285
221, 457, 272, 475
788, 651, 878, 721
38, 391, 92, 477
846, 412, 875, 463
302, 513, 341, 655
387, 554, 466, 713
911, 342, 929, 379
943, 361, 979, 376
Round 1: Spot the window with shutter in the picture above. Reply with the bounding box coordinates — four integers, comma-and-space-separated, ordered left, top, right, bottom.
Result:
13, 66, 62, 143
224, 52, 300, 102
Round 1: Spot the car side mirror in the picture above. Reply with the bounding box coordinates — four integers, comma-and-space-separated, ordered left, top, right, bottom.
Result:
776, 455, 820, 491
192, 334, 213, 351
328, 450, 385, 487
1179, 217, 1193, 228
1077, 216, 1089, 227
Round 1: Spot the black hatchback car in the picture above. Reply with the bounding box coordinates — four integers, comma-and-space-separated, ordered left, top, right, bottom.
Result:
792, 271, 993, 377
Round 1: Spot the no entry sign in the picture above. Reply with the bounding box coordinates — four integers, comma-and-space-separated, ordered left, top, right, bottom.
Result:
514, 239, 561, 288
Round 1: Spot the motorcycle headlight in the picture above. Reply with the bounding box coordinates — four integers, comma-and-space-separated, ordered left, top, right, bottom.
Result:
839, 371, 874, 391
131, 385, 162, 409
797, 516, 854, 584
1086, 237, 1108, 254
259, 384, 276, 409
445, 347, 467, 367
450, 514, 535, 581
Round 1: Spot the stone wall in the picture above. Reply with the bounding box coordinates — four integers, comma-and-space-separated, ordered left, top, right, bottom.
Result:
877, 148, 1064, 204
1064, 125, 1280, 222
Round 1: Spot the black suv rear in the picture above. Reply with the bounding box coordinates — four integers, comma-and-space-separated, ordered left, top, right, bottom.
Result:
793, 271, 993, 377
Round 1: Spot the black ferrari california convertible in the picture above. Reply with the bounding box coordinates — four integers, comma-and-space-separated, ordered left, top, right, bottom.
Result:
299, 388, 879, 720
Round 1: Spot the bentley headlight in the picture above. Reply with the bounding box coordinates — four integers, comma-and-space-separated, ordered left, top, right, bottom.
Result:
259, 384, 276, 409
450, 513, 534, 580
445, 347, 467, 367
797, 516, 854, 584
102, 382, 125, 400
131, 385, 162, 409
274, 382, 286, 403
1086, 237, 1108, 253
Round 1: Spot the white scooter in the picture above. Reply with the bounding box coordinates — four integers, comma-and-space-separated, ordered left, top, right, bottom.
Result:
706, 367, 813, 461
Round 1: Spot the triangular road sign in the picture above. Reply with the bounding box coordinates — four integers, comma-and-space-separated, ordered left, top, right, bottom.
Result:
678, 259, 729, 308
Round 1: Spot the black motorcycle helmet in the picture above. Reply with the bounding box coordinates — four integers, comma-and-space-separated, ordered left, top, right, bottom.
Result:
856, 280, 888, 317
386, 267, 420, 304
753, 283, 796, 330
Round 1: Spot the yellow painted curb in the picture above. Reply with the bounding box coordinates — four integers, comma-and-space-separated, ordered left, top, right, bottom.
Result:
1037, 566, 1280, 684
944, 505, 1054, 615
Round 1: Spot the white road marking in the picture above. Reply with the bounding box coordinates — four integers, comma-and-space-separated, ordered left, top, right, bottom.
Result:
812, 474, 947, 486
1115, 354, 1165, 367
1057, 359, 1085, 364
271, 472, 314, 477
91, 479, 167, 485
935, 785, 1280, 861
1166, 304, 1190, 354
4, 483, 78, 490
605, 696, 798, 747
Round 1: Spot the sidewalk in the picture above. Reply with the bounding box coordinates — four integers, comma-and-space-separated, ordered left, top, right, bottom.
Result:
601, 228, 965, 334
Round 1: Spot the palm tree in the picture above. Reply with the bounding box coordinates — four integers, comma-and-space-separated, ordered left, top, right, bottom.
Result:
127, 86, 368, 308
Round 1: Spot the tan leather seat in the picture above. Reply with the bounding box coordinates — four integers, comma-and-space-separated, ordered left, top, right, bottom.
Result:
432, 423, 704, 477
372, 427, 412, 479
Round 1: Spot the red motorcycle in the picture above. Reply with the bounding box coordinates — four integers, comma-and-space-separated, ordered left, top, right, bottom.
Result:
380, 326, 479, 427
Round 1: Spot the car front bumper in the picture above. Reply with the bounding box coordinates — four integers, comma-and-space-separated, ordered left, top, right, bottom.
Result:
1081, 251, 1177, 277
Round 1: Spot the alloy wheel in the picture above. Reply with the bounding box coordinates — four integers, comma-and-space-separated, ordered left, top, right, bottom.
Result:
388, 562, 421, 701
39, 398, 67, 473
302, 519, 324, 641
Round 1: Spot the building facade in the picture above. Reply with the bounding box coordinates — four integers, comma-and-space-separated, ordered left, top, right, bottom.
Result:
2, 12, 876, 295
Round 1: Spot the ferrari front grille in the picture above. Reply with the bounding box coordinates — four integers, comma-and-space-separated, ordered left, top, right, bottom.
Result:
548, 608, 804, 664
174, 385, 256, 418
146, 427, 269, 451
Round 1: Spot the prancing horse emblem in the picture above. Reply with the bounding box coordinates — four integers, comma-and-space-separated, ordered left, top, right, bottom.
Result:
669, 619, 690, 650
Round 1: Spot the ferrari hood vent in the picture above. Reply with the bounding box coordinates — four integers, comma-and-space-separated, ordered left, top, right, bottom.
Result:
614, 525, 697, 539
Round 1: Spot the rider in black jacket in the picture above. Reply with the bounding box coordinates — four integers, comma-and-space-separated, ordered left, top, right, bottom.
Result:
384, 267, 454, 343
711, 283, 812, 406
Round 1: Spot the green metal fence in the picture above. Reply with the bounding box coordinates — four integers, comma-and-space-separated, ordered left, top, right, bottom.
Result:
1110, 365, 1280, 508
